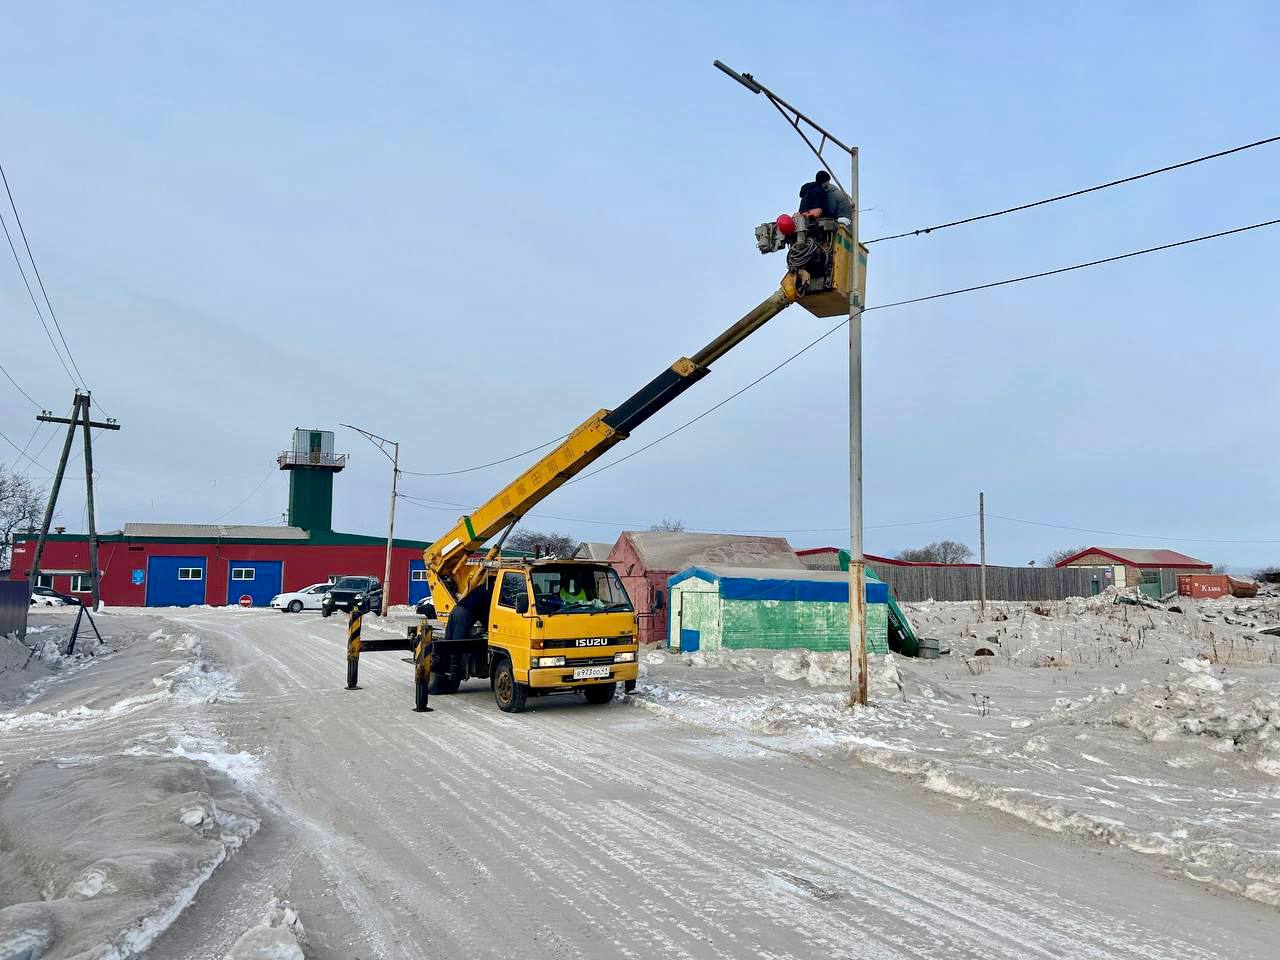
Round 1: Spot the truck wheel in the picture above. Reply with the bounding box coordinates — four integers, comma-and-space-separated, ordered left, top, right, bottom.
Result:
583, 683, 617, 705
624, 679, 637, 694
493, 658, 527, 713
428, 672, 461, 695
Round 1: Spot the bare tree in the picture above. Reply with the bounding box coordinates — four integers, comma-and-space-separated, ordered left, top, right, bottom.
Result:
648, 518, 686, 533
1044, 546, 1087, 567
896, 540, 973, 564
1211, 562, 1230, 574
506, 528, 578, 558
0, 465, 44, 570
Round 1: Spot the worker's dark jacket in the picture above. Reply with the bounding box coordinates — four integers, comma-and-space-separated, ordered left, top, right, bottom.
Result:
798, 181, 829, 216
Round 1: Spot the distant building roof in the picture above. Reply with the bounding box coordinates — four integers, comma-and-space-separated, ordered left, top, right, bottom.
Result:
574, 541, 615, 561
796, 546, 976, 568
1056, 546, 1211, 569
619, 532, 804, 573
121, 523, 310, 540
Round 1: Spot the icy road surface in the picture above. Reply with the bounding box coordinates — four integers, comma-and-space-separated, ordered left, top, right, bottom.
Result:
2, 608, 1275, 959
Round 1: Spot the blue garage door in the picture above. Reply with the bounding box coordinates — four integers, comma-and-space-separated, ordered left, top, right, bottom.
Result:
145, 556, 207, 607
408, 560, 429, 604
227, 560, 283, 608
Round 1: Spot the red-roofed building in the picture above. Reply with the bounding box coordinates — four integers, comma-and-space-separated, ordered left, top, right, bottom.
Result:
1054, 547, 1211, 597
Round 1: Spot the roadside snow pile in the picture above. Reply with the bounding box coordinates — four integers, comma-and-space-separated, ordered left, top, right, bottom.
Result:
1111, 657, 1280, 776
660, 646, 902, 690
225, 899, 307, 960
0, 755, 259, 959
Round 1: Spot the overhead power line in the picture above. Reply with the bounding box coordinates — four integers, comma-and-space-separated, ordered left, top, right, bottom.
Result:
397, 491, 974, 535
210, 465, 277, 524
0, 206, 77, 387
866, 134, 1280, 244
0, 424, 52, 474
987, 514, 1280, 545
0, 162, 88, 387
0, 360, 40, 407
570, 216, 1279, 482
399, 434, 568, 477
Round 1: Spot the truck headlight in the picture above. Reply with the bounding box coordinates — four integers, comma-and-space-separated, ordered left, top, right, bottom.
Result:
534, 655, 566, 668
614, 651, 636, 663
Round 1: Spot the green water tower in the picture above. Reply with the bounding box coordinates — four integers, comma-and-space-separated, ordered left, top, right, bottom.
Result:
277, 428, 348, 532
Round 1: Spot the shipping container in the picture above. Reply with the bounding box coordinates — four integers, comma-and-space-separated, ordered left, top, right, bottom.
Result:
1177, 574, 1231, 599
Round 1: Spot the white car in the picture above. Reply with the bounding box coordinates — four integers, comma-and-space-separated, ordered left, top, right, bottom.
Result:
30, 593, 66, 607
270, 583, 332, 613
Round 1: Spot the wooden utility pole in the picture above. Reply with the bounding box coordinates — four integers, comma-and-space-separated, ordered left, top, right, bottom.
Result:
28, 392, 120, 614
979, 492, 987, 617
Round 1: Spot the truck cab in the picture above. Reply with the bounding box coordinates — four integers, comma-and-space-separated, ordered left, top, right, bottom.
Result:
427, 559, 640, 713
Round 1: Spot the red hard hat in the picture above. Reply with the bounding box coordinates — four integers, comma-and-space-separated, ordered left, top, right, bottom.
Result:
776, 213, 796, 236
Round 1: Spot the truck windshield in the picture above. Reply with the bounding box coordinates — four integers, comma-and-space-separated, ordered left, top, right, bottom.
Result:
530, 566, 633, 615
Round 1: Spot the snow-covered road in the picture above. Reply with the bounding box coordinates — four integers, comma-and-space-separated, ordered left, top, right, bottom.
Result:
3, 608, 1276, 958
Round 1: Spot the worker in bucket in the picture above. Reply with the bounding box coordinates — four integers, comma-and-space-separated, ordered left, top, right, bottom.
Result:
797, 176, 829, 218
816, 170, 852, 221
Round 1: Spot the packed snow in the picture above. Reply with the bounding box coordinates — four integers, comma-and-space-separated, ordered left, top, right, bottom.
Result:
633, 591, 1280, 907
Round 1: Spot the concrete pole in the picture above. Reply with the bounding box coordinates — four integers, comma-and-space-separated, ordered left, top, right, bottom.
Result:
979, 491, 987, 618
848, 146, 868, 708
380, 440, 399, 617
81, 393, 102, 612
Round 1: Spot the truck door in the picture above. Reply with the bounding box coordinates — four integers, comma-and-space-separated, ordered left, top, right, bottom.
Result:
491, 571, 531, 666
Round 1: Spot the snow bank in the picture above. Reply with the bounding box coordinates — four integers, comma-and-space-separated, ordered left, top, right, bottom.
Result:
667, 646, 902, 691
225, 899, 307, 960
1110, 659, 1280, 777
0, 755, 260, 959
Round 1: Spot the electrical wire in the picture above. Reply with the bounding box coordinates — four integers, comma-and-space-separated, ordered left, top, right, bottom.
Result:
209, 466, 276, 523
0, 424, 52, 474
399, 434, 568, 477
572, 216, 1280, 482
0, 361, 40, 408
865, 134, 1280, 244
397, 492, 975, 535
0, 162, 88, 387
0, 206, 77, 387
987, 513, 1280, 545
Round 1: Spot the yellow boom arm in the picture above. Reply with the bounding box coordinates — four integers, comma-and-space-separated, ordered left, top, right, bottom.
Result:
425, 286, 796, 614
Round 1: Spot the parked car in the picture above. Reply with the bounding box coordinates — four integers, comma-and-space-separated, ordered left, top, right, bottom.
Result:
32, 585, 80, 606
321, 576, 382, 617
270, 582, 332, 614
414, 597, 437, 619
30, 592, 66, 607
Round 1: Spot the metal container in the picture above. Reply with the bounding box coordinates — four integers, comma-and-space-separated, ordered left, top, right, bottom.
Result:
1177, 575, 1231, 599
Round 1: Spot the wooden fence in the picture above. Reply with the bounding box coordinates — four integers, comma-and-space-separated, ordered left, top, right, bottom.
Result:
870, 564, 1096, 603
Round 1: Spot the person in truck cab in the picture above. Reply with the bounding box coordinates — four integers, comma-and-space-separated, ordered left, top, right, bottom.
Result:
559, 576, 589, 605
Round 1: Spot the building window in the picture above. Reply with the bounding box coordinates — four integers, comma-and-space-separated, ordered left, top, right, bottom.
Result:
410, 570, 428, 582
70, 574, 92, 593
177, 567, 203, 581
36, 574, 54, 589
231, 567, 255, 581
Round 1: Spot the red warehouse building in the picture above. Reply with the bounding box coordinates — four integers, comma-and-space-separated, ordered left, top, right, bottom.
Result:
9, 429, 433, 608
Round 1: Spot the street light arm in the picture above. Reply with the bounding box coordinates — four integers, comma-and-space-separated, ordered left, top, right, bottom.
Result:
712, 59, 853, 194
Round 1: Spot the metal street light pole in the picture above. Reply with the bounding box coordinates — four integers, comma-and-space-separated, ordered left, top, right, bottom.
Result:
341, 423, 399, 617
713, 60, 868, 706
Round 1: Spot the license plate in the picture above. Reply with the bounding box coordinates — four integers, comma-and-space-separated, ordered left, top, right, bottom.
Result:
572, 666, 610, 680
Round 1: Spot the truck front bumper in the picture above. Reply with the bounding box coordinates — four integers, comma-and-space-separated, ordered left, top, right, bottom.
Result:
525, 661, 639, 689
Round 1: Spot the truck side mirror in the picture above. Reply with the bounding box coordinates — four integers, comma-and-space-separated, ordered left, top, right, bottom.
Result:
515, 595, 530, 615
653, 590, 665, 611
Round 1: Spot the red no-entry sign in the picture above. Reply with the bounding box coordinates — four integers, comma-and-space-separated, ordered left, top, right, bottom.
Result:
238, 595, 253, 607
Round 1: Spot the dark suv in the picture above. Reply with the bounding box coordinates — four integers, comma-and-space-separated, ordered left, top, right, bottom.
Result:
320, 576, 382, 617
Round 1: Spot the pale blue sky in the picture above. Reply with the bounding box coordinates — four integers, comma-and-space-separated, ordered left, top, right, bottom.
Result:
2, 2, 1278, 569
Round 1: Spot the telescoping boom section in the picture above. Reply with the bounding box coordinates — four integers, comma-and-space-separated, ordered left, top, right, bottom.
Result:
423, 286, 797, 616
